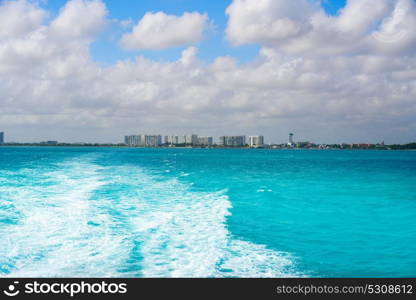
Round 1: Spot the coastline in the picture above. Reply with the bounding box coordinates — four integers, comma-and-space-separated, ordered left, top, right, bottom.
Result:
1, 144, 415, 151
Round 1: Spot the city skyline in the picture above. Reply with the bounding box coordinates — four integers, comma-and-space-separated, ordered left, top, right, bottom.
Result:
1, 129, 401, 148
0, 0, 416, 144
0, 127, 408, 145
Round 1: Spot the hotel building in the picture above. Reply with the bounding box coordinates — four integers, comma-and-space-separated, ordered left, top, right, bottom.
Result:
145, 135, 162, 147
125, 134, 162, 147
125, 135, 141, 146
197, 136, 213, 146
164, 135, 199, 146
248, 136, 264, 148
219, 136, 246, 147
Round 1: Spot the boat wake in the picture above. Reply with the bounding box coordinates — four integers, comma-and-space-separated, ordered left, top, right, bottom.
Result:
0, 154, 300, 277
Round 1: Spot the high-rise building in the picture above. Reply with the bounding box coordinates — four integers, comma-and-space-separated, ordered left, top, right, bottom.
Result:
183, 135, 197, 145
197, 136, 213, 146
219, 136, 246, 147
191, 134, 199, 146
0, 132, 4, 145
164, 135, 199, 146
145, 135, 162, 147
165, 135, 181, 145
125, 135, 141, 146
288, 133, 294, 145
177, 135, 186, 144
184, 135, 192, 145
248, 136, 264, 148
125, 134, 162, 147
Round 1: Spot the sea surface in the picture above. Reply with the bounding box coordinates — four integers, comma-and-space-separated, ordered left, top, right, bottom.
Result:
0, 147, 415, 277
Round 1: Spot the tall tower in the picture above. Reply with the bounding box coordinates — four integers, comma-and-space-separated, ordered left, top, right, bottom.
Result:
288, 133, 294, 145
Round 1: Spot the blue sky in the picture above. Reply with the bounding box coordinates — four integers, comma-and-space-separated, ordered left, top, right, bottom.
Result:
40, 0, 348, 65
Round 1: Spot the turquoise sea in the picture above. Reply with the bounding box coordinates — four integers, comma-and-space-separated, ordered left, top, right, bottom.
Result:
0, 147, 415, 277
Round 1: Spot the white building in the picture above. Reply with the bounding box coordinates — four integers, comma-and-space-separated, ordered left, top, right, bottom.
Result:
145, 135, 162, 147
219, 136, 246, 147
164, 136, 173, 144
125, 134, 162, 147
197, 136, 213, 146
165, 135, 199, 146
191, 134, 199, 146
288, 133, 295, 146
125, 135, 141, 146
248, 136, 264, 148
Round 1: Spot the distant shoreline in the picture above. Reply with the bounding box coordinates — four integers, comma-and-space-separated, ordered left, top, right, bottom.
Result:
1, 144, 416, 150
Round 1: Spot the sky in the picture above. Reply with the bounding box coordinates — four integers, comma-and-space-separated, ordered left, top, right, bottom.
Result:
0, 0, 415, 144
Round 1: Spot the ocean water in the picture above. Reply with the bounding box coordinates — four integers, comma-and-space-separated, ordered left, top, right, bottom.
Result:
0, 147, 415, 278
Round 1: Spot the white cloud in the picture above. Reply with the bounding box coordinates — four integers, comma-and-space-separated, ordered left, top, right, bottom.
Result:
180, 46, 198, 65
120, 11, 208, 50
226, 0, 318, 46
50, 0, 108, 39
0, 0, 46, 39
226, 0, 416, 56
0, 0, 107, 75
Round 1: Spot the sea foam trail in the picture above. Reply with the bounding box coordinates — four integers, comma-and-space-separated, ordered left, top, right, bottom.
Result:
0, 155, 132, 277
0, 155, 300, 277
105, 164, 300, 278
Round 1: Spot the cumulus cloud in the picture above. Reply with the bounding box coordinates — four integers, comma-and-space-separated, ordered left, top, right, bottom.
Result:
226, 0, 318, 46
0, 0, 107, 75
226, 0, 416, 56
120, 11, 208, 50
0, 0, 46, 39
0, 0, 415, 144
50, 0, 108, 39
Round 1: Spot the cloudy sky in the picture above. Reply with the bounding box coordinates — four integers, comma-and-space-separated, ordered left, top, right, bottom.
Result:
0, 0, 415, 144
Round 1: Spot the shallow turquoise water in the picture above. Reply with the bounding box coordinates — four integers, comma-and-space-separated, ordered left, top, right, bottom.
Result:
0, 147, 415, 277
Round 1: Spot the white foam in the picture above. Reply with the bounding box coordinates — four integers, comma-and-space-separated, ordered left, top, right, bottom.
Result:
0, 156, 301, 278
217, 240, 299, 278
120, 172, 299, 277
0, 156, 132, 277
